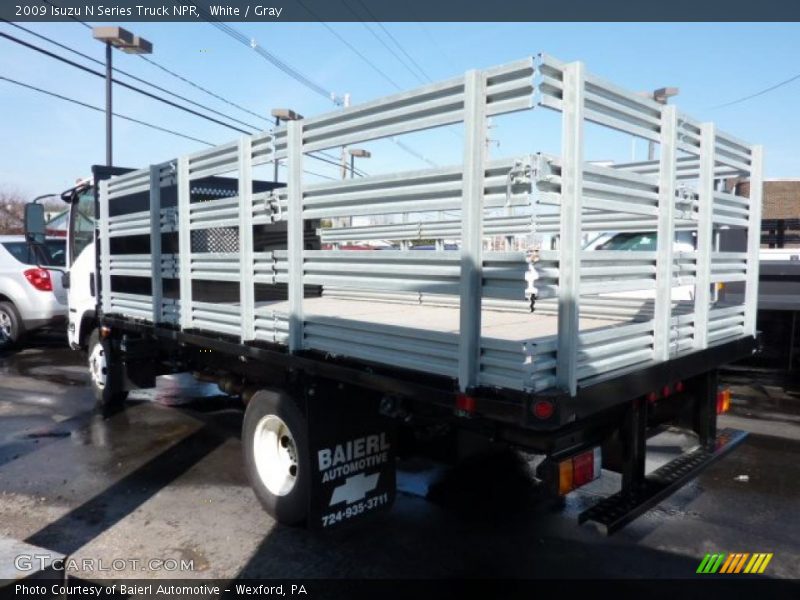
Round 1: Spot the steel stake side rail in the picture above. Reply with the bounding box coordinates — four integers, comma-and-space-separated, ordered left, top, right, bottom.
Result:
96, 52, 762, 407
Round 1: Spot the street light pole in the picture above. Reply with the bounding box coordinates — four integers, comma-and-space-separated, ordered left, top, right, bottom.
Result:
347, 148, 371, 179
105, 41, 112, 166
93, 26, 153, 167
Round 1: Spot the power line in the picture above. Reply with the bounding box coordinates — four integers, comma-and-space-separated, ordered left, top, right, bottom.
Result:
337, 12, 461, 145
345, 13, 462, 150
198, 11, 337, 103
415, 22, 459, 76
372, 22, 432, 83
391, 138, 437, 168
40, 0, 89, 28
1, 20, 261, 132
1, 75, 339, 182
296, 0, 401, 91
37, 0, 431, 169
308, 152, 367, 177
352, 0, 434, 83
39, 0, 271, 124
135, 54, 272, 123
295, 1, 439, 167
3, 27, 361, 177
298, 167, 337, 181
339, 0, 425, 86
1, 75, 215, 146
0, 31, 252, 134
710, 71, 800, 109
319, 151, 368, 177
203, 8, 436, 169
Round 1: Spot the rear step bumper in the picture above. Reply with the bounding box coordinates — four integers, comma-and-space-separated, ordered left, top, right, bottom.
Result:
579, 428, 748, 535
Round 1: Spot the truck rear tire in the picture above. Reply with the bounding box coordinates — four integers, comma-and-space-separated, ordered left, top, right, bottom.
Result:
87, 329, 128, 407
243, 389, 310, 526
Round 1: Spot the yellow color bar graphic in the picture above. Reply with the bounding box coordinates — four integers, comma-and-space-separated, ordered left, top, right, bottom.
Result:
744, 553, 773, 574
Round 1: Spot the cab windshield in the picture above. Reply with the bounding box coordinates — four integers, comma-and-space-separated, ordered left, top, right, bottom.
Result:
597, 232, 657, 251
597, 231, 697, 252
69, 189, 94, 266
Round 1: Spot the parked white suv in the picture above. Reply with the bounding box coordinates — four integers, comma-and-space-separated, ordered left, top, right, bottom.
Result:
0, 235, 67, 346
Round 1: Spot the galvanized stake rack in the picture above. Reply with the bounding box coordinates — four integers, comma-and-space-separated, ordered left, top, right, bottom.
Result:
97, 53, 762, 402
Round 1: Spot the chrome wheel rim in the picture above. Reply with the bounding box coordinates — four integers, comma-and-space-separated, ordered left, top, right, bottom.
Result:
253, 414, 298, 496
88, 342, 107, 389
0, 311, 11, 341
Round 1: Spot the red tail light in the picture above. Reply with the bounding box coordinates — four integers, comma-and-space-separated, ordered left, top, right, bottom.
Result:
572, 452, 595, 487
455, 393, 476, 414
532, 400, 554, 420
558, 447, 602, 495
24, 268, 52, 291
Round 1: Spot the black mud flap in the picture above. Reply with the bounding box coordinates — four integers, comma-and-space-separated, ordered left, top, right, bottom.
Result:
118, 336, 157, 390
306, 388, 396, 531
579, 428, 747, 535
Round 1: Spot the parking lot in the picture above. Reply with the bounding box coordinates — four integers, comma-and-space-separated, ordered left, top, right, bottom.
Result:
1, 332, 799, 581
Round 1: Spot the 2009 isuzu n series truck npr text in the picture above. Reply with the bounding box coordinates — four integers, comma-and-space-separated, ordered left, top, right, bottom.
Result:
46, 53, 763, 533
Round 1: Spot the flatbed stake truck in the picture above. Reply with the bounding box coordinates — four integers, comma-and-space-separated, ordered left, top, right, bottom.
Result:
36, 53, 762, 534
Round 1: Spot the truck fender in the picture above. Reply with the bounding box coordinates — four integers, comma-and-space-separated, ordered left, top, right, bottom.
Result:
75, 309, 96, 349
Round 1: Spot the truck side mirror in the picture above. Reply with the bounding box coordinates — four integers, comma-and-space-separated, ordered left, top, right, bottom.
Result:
24, 203, 46, 245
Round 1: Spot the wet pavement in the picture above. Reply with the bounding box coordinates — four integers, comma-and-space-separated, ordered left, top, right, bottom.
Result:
0, 332, 798, 581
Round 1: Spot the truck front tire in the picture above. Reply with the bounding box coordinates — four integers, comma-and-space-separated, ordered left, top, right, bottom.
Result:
243, 389, 310, 526
87, 329, 128, 407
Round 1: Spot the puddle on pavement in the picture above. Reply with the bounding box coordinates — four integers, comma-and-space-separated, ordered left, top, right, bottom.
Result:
130, 374, 231, 408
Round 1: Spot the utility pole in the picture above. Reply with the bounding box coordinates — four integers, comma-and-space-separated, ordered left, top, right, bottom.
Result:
339, 93, 351, 179
647, 87, 679, 161
92, 27, 152, 166
272, 114, 280, 181
332, 93, 352, 230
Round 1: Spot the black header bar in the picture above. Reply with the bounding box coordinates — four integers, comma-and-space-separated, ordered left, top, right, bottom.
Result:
5, 0, 800, 23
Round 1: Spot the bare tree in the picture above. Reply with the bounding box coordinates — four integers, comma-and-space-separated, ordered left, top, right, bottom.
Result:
0, 188, 25, 234
0, 187, 64, 235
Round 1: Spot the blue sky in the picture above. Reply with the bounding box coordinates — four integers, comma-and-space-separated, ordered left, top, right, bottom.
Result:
1, 21, 798, 198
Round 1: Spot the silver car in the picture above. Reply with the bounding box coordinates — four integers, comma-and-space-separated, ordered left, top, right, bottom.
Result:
0, 235, 68, 346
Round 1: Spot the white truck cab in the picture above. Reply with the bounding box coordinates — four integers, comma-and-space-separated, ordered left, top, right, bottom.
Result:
64, 183, 97, 349
62, 167, 134, 349
578, 230, 698, 302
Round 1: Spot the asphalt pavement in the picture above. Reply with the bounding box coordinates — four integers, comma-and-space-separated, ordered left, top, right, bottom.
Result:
0, 332, 798, 581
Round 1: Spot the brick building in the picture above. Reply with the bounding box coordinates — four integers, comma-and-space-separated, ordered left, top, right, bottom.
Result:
735, 179, 800, 247
735, 179, 800, 219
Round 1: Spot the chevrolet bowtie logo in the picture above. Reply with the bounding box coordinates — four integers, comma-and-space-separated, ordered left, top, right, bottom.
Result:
329, 473, 380, 506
